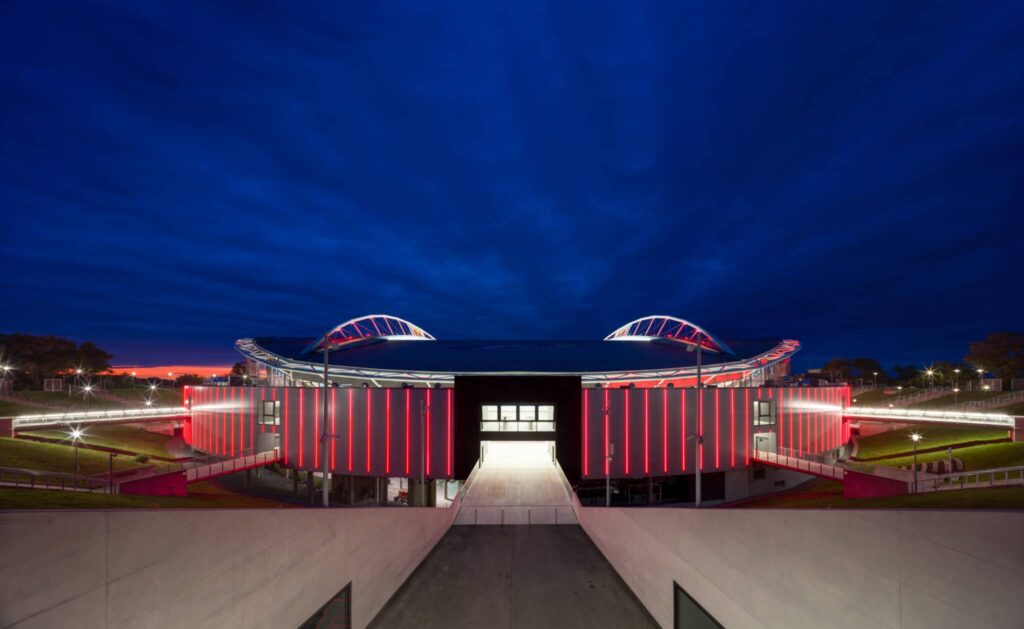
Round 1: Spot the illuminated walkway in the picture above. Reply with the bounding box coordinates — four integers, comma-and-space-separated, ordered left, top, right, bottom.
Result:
455, 441, 576, 525
368, 526, 656, 629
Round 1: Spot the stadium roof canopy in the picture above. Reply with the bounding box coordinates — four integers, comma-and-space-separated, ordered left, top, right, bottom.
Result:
237, 314, 799, 385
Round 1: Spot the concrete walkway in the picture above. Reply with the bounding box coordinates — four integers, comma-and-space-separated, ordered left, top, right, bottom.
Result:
368, 526, 656, 629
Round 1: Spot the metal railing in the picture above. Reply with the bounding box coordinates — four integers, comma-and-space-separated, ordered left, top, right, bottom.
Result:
916, 465, 1024, 493
952, 390, 1024, 411
844, 406, 1015, 428
184, 449, 280, 483
752, 450, 845, 481
11, 406, 188, 429
0, 466, 107, 492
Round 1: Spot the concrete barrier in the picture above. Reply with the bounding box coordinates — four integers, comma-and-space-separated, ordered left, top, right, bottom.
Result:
574, 504, 1024, 629
0, 505, 458, 629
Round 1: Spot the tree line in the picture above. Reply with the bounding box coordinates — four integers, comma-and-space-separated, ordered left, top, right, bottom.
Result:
822, 332, 1024, 387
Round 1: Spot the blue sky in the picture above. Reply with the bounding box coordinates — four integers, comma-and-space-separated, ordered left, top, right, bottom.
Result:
1, 1, 1023, 369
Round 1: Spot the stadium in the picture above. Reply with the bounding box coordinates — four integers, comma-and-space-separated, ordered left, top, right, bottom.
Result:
186, 314, 848, 504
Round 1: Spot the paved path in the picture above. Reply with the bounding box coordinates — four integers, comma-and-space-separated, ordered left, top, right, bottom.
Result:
368, 525, 656, 629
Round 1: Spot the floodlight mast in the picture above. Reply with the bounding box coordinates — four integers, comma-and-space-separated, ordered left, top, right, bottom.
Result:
322, 347, 330, 508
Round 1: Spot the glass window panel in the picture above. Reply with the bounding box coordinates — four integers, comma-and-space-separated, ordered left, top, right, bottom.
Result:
536, 421, 555, 432
481, 421, 500, 432
482, 405, 498, 420
501, 420, 519, 432
519, 406, 536, 421
538, 405, 554, 421
519, 420, 535, 432
500, 406, 517, 421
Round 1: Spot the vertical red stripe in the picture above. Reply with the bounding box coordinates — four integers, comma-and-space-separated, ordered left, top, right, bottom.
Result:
231, 387, 236, 456
699, 388, 704, 470
405, 388, 411, 475
788, 388, 793, 451
314, 389, 320, 469
714, 390, 720, 468
624, 389, 630, 475
260, 388, 266, 435
585, 389, 593, 477
662, 389, 668, 473
366, 388, 371, 472
331, 389, 337, 470
385, 389, 391, 474
299, 389, 305, 468
283, 389, 289, 465
347, 389, 353, 471
643, 389, 649, 475
744, 389, 750, 465
680, 389, 686, 471
729, 389, 735, 467
604, 388, 610, 476
447, 388, 453, 477
426, 388, 432, 475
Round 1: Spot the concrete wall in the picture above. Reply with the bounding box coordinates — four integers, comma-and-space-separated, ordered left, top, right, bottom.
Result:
0, 505, 458, 629
574, 502, 1024, 629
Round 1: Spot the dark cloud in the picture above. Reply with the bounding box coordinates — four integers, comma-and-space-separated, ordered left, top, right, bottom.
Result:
2, 1, 1023, 368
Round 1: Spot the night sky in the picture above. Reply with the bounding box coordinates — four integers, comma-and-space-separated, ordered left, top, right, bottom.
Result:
2, 2, 1023, 370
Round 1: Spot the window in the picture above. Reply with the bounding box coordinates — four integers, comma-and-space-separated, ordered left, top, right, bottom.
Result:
480, 404, 555, 433
674, 582, 723, 629
754, 400, 774, 427
260, 400, 280, 426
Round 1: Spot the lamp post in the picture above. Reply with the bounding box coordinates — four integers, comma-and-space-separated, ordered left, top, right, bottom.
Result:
420, 398, 429, 506
108, 452, 118, 494
695, 332, 703, 508
83, 384, 94, 411
70, 427, 83, 489
977, 368, 984, 391
925, 369, 934, 389
872, 371, 878, 389
910, 432, 922, 493
689, 434, 704, 508
953, 368, 960, 391
953, 387, 960, 404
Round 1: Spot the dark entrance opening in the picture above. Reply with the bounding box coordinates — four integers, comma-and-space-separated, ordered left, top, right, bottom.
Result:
453, 375, 582, 483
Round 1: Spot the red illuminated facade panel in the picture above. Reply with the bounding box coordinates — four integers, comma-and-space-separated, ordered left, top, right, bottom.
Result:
579, 386, 848, 480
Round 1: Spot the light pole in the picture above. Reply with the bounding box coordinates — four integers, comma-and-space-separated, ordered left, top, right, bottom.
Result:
420, 398, 428, 506
689, 434, 704, 507
910, 432, 922, 493
70, 427, 83, 488
926, 369, 934, 389
83, 384, 94, 411
872, 371, 878, 389
953, 387, 960, 404
976, 368, 984, 391
108, 452, 118, 494
953, 368, 960, 391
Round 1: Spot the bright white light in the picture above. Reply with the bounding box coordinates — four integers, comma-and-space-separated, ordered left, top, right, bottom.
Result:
910, 433, 922, 442
953, 388, 960, 393
149, 384, 158, 391
481, 440, 553, 469
70, 428, 83, 441
144, 400, 153, 407
926, 370, 934, 376
131, 371, 137, 376
76, 369, 83, 375
83, 385, 94, 393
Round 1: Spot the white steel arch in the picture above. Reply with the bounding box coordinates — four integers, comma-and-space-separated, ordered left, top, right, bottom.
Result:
604, 315, 734, 355
303, 314, 434, 354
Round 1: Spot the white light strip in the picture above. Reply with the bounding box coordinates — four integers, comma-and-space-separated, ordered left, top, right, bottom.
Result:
845, 406, 1015, 428
12, 406, 188, 428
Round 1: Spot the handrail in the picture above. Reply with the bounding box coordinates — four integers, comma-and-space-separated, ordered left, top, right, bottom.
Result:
11, 406, 188, 428
844, 406, 1015, 428
918, 465, 1024, 493
0, 466, 107, 492
752, 450, 845, 481
184, 449, 280, 482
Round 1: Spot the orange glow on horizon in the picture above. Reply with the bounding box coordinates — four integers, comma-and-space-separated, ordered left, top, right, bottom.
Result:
112, 365, 232, 378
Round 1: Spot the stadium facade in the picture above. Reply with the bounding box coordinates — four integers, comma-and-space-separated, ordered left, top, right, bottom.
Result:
184, 315, 849, 503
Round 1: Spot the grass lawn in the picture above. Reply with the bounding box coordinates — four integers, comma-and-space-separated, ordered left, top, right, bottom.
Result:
0, 400, 39, 417
0, 437, 156, 476
734, 478, 1024, 509
910, 390, 1011, 409
19, 425, 180, 459
105, 387, 184, 407
0, 480, 298, 509
854, 425, 1009, 460
872, 441, 1024, 471
1001, 402, 1024, 415
850, 389, 898, 406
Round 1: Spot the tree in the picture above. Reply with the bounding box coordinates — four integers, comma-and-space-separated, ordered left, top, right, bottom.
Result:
0, 334, 113, 389
851, 358, 886, 383
965, 332, 1024, 382
174, 374, 204, 386
230, 361, 247, 377
822, 358, 853, 381
892, 365, 920, 385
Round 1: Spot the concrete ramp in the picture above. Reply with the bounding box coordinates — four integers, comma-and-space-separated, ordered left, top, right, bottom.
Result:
455, 441, 576, 525
368, 526, 656, 629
